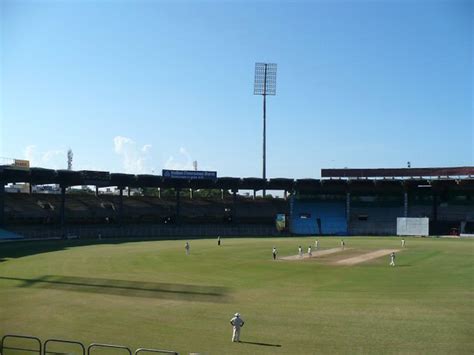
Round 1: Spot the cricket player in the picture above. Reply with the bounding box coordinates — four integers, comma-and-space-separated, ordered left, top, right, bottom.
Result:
401, 238, 405, 248
308, 246, 312, 257
298, 246, 303, 257
390, 252, 396, 266
218, 236, 221, 246
230, 313, 245, 342
341, 239, 345, 250
272, 247, 277, 260
315, 239, 319, 249
185, 241, 190, 255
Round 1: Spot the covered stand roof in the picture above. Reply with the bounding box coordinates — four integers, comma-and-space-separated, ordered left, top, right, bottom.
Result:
1, 166, 473, 193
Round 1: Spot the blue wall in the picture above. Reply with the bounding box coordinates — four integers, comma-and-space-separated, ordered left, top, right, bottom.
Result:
290, 199, 347, 235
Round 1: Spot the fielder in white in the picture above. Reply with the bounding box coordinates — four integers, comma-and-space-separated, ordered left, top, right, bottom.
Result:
230, 313, 245, 342
341, 239, 345, 250
308, 246, 312, 257
298, 246, 303, 257
401, 238, 405, 248
390, 252, 396, 266
315, 239, 319, 250
185, 241, 190, 255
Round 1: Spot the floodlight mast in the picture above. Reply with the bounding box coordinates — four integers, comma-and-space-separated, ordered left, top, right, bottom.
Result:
254, 63, 277, 197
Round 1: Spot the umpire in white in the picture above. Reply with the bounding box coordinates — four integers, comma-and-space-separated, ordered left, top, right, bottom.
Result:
230, 313, 245, 342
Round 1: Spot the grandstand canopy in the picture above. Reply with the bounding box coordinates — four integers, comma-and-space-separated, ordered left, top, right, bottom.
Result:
1, 166, 474, 193
321, 167, 474, 179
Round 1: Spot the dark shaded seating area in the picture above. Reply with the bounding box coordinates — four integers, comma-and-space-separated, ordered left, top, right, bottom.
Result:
5, 193, 289, 226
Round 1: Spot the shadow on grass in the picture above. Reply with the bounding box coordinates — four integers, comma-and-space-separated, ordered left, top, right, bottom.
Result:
0, 275, 229, 302
239, 340, 282, 347
0, 239, 135, 263
0, 236, 210, 263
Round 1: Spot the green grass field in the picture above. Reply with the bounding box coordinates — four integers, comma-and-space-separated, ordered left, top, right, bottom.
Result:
1, 236, 473, 354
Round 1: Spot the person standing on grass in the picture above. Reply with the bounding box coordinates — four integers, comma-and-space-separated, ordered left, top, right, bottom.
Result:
272, 246, 277, 260
298, 245, 303, 257
308, 245, 312, 257
315, 239, 319, 250
341, 239, 345, 250
401, 238, 405, 248
185, 241, 190, 255
217, 236, 221, 246
390, 252, 396, 266
230, 313, 245, 342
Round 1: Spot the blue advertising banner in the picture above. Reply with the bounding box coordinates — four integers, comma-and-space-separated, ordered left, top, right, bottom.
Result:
162, 169, 217, 180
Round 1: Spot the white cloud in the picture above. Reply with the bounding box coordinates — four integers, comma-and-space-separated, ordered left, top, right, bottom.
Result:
23, 145, 65, 169
114, 136, 133, 154
24, 145, 37, 165
113, 136, 152, 174
164, 146, 194, 170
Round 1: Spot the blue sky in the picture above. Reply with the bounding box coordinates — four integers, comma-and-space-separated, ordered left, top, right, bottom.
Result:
1, 0, 472, 178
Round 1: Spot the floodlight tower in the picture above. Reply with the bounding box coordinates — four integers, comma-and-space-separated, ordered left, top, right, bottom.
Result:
254, 63, 277, 197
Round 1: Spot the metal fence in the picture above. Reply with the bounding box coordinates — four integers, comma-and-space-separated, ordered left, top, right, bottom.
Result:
1, 334, 41, 354
0, 334, 178, 355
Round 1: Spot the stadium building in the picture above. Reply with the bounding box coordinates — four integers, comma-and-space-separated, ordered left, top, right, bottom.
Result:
0, 165, 473, 239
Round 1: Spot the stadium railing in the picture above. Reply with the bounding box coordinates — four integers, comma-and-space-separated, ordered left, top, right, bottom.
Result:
0, 334, 178, 355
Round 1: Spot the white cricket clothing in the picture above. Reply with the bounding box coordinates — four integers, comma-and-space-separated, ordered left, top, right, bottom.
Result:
308, 247, 312, 257
390, 254, 395, 266
230, 315, 245, 342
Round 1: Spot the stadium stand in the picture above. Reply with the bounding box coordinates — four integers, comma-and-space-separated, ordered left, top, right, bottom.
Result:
290, 199, 347, 235
0, 228, 24, 240
349, 206, 404, 235
1, 166, 473, 237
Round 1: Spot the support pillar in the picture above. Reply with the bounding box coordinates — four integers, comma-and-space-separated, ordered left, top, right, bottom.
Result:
346, 192, 351, 225
404, 192, 408, 217
0, 181, 5, 227
29, 183, 33, 194
253, 190, 256, 199
176, 188, 181, 224
119, 187, 124, 224
60, 185, 66, 228
190, 188, 194, 199
232, 189, 238, 223
128, 187, 131, 197
432, 193, 438, 222
221, 189, 224, 200
95, 186, 99, 197
158, 188, 161, 199
284, 190, 288, 200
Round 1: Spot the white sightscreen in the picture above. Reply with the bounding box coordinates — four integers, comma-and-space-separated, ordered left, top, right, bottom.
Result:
397, 217, 429, 236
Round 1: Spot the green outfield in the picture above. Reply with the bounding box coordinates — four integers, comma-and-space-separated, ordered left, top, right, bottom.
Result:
0, 236, 473, 354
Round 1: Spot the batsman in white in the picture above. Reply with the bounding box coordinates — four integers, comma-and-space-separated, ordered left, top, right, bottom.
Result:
230, 313, 245, 342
